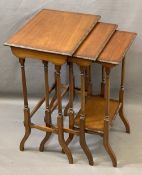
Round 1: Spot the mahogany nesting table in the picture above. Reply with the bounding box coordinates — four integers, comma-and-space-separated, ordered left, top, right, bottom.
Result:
5, 9, 136, 167
5, 9, 101, 165
68, 28, 136, 167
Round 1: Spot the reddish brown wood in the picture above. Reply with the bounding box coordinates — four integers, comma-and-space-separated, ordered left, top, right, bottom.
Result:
119, 58, 130, 133
5, 9, 100, 56
75, 96, 119, 131
79, 66, 94, 166
103, 67, 117, 167
19, 59, 31, 151
100, 66, 106, 97
98, 31, 137, 64
65, 62, 75, 148
74, 23, 117, 60
39, 61, 52, 152
55, 65, 73, 164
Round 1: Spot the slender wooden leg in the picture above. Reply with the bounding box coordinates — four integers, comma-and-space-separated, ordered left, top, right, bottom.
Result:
39, 61, 52, 152
64, 64, 75, 116
55, 65, 73, 164
85, 68, 89, 94
63, 62, 75, 152
64, 103, 69, 116
85, 66, 92, 95
50, 93, 57, 110
103, 67, 117, 167
119, 58, 130, 133
19, 59, 31, 151
64, 63, 70, 117
101, 66, 106, 97
79, 66, 94, 166
65, 110, 74, 146
49, 71, 57, 110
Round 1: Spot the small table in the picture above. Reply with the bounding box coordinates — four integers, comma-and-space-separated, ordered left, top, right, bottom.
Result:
5, 9, 100, 165
68, 24, 136, 167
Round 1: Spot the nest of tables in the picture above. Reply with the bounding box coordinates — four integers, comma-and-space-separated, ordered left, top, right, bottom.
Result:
5, 9, 137, 167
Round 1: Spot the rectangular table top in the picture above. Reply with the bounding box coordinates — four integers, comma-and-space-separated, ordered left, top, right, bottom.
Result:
98, 31, 137, 64
5, 9, 100, 56
74, 22, 118, 61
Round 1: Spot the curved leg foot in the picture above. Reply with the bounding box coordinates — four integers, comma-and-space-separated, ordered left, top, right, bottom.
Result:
103, 137, 117, 167
119, 108, 130, 133
119, 58, 130, 134
80, 120, 94, 166
20, 127, 31, 151
80, 134, 94, 166
40, 61, 52, 152
39, 133, 52, 152
19, 59, 31, 152
103, 67, 117, 167
62, 110, 75, 154
20, 108, 31, 151
58, 116, 73, 164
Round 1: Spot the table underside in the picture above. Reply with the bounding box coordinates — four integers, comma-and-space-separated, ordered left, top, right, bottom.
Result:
75, 95, 121, 132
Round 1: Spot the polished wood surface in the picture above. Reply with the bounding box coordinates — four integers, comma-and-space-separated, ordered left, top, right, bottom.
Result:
103, 67, 117, 167
55, 65, 73, 164
11, 47, 67, 65
5, 8, 136, 166
98, 31, 137, 64
19, 59, 31, 151
74, 23, 117, 60
5, 9, 100, 56
79, 66, 94, 165
119, 58, 130, 133
75, 96, 119, 131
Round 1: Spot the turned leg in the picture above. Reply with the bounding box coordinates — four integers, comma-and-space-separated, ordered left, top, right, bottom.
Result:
79, 66, 94, 166
103, 67, 117, 167
49, 71, 57, 111
64, 63, 75, 116
64, 63, 70, 117
39, 61, 52, 152
64, 65, 91, 116
119, 58, 130, 133
64, 102, 70, 116
55, 65, 73, 164
85, 66, 92, 95
19, 59, 31, 151
101, 66, 106, 97
63, 62, 75, 151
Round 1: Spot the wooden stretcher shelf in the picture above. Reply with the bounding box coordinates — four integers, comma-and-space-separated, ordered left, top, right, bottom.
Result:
75, 96, 120, 131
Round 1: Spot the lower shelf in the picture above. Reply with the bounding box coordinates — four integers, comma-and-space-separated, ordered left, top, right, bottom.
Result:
75, 95, 120, 132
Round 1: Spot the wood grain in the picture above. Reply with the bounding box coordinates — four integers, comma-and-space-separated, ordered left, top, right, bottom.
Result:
75, 96, 119, 131
98, 31, 137, 64
5, 9, 100, 56
11, 47, 67, 65
74, 23, 117, 61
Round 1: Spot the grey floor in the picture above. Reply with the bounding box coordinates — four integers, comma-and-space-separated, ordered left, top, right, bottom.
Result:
0, 98, 142, 175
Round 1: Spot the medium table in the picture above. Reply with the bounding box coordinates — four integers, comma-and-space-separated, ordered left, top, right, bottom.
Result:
68, 26, 136, 167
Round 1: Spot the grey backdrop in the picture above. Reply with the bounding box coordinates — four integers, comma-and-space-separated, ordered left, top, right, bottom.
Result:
0, 0, 141, 103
